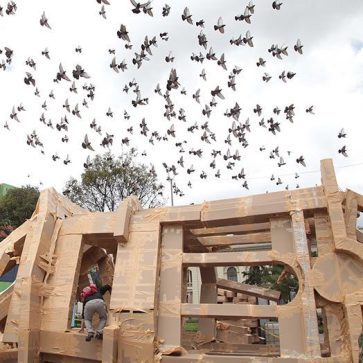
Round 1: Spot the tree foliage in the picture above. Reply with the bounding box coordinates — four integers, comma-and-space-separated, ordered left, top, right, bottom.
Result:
0, 185, 40, 240
63, 151, 165, 212
243, 264, 299, 303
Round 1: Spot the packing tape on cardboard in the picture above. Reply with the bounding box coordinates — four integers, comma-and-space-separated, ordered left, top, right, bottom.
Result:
158, 300, 181, 317
160, 250, 183, 271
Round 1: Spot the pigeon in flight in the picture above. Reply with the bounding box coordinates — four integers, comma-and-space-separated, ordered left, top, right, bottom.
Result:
182, 7, 193, 24
40, 11, 51, 29
272, 1, 283, 10
130, 0, 151, 14
338, 128, 346, 138
162, 4, 171, 17
294, 39, 303, 54
117, 24, 131, 42
214, 17, 225, 33
338, 146, 348, 157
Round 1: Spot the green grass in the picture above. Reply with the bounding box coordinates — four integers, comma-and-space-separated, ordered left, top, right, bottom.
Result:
184, 321, 199, 332
0, 281, 12, 292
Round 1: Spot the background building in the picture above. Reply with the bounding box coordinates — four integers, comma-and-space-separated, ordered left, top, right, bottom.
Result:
187, 266, 247, 304
0, 183, 16, 199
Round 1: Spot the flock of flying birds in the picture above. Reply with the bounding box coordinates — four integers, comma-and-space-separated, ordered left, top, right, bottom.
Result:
0, 0, 350, 198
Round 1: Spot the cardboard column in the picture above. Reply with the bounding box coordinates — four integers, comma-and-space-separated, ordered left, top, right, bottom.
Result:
110, 211, 160, 362
3, 223, 33, 343
41, 234, 84, 331
271, 217, 305, 356
344, 191, 358, 240
199, 267, 217, 340
344, 295, 363, 363
323, 303, 346, 357
321, 159, 363, 362
314, 211, 334, 256
102, 326, 119, 363
14, 190, 65, 362
158, 225, 183, 351
291, 210, 321, 357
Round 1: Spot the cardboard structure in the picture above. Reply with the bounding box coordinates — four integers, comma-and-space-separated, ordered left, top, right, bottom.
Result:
0, 158, 363, 362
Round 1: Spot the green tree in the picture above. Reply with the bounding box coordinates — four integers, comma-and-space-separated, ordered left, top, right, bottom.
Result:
0, 185, 40, 240
63, 151, 165, 212
243, 264, 299, 303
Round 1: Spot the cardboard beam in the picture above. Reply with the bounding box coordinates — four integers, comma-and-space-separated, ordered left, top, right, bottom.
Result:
40, 354, 99, 363
59, 212, 116, 237
182, 250, 274, 267
189, 222, 270, 237
0, 349, 18, 361
161, 354, 349, 362
196, 232, 271, 247
0, 219, 31, 257
345, 188, 363, 213
79, 246, 107, 276
181, 303, 278, 318
216, 278, 280, 302
201, 187, 327, 225
39, 330, 102, 361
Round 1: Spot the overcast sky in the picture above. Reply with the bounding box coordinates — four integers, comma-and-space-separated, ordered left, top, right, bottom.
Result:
0, 0, 363, 210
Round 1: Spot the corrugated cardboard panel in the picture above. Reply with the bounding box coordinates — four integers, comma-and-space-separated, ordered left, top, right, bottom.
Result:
39, 330, 102, 361
271, 218, 294, 255
110, 223, 160, 311
117, 312, 155, 363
